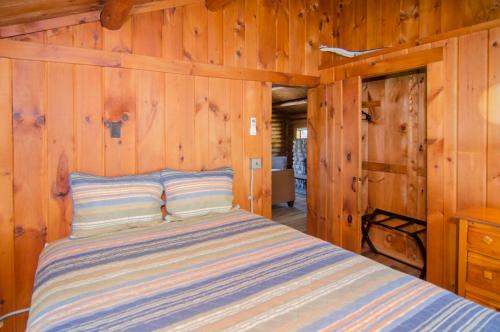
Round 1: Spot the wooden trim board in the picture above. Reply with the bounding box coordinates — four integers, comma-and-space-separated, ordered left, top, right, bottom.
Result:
0, 39, 319, 87
330, 48, 443, 83
320, 18, 500, 70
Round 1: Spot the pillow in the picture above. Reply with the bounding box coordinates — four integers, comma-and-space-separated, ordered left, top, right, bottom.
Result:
70, 172, 163, 239
161, 167, 234, 220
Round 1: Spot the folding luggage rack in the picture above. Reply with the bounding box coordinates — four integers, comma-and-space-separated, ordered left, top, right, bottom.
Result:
362, 209, 427, 279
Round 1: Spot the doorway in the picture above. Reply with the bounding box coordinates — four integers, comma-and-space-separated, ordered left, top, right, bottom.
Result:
359, 70, 427, 278
270, 85, 308, 233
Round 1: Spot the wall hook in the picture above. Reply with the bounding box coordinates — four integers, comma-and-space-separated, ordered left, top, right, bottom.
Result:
104, 113, 129, 138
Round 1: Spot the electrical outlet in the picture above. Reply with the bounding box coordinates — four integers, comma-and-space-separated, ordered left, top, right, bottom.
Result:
250, 158, 262, 169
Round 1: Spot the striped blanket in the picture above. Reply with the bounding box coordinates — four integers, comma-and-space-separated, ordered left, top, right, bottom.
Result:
28, 210, 500, 331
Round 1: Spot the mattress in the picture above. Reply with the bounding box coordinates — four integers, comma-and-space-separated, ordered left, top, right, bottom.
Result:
28, 209, 500, 331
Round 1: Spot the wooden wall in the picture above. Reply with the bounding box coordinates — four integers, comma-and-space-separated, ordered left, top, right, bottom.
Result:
7, 0, 334, 75
6, 0, 500, 73
361, 72, 427, 220
311, 26, 500, 293
0, 58, 272, 332
326, 0, 500, 66
1, 1, 500, 331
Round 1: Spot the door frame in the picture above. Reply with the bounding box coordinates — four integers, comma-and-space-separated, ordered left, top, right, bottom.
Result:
310, 46, 454, 289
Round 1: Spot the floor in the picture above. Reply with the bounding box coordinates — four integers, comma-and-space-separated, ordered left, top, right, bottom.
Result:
272, 193, 307, 233
362, 245, 421, 278
272, 194, 421, 278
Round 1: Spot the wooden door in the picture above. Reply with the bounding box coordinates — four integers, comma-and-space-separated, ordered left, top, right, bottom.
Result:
307, 79, 361, 253
341, 76, 362, 253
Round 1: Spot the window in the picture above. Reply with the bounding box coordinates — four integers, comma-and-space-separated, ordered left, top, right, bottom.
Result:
296, 127, 308, 139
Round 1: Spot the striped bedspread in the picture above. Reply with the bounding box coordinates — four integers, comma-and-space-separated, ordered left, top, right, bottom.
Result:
28, 210, 500, 331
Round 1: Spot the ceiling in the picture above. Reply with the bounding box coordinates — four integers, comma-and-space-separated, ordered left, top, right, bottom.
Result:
0, 0, 158, 26
272, 85, 308, 115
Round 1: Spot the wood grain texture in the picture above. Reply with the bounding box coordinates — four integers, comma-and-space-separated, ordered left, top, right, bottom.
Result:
341, 76, 362, 253
0, 58, 15, 332
2, 1, 500, 327
2, 66, 273, 330
75, 65, 104, 175
12, 60, 48, 331
457, 31, 488, 210
100, 0, 135, 30
312, 27, 499, 292
487, 27, 500, 208
47, 62, 74, 242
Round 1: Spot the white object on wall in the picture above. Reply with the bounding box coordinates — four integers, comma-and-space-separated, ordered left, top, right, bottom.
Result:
319, 45, 384, 58
249, 117, 257, 136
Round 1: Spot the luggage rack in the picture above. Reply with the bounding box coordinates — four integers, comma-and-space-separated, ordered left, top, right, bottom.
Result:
362, 209, 427, 279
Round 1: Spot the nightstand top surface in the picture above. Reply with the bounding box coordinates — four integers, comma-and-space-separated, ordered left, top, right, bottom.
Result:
455, 207, 500, 226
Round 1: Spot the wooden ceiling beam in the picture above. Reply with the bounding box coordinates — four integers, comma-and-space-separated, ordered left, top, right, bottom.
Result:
205, 0, 234, 11
100, 0, 135, 30
0, 0, 202, 38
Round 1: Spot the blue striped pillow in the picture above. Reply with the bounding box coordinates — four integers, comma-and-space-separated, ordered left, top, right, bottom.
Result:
161, 167, 234, 220
70, 172, 164, 238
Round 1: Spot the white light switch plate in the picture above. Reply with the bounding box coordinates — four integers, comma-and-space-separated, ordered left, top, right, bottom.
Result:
249, 117, 257, 136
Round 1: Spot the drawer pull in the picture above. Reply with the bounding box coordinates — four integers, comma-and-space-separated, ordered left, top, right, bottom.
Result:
482, 235, 493, 245
483, 270, 493, 280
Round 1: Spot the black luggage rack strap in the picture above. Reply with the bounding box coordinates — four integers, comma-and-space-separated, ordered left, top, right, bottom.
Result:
362, 209, 427, 279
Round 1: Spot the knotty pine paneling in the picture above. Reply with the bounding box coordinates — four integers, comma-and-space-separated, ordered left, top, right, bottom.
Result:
5, 0, 500, 74
325, 0, 500, 66
0, 61, 272, 331
5, 0, 332, 75
311, 27, 500, 293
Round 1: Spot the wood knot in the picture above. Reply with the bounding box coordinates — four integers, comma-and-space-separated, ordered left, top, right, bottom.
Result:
493, 41, 499, 48
236, 49, 242, 57
209, 102, 218, 113
183, 50, 193, 61
35, 115, 46, 126
14, 226, 24, 237
13, 111, 22, 123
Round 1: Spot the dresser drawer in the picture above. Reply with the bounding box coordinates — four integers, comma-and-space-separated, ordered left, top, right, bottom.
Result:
467, 252, 500, 294
468, 223, 500, 258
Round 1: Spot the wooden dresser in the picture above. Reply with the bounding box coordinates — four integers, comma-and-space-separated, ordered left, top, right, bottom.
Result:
457, 208, 500, 310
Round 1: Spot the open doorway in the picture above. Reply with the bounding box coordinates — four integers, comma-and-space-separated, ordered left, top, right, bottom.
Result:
270, 85, 308, 233
360, 70, 427, 278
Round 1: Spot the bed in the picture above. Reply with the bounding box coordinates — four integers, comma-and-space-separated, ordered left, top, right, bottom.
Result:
28, 209, 500, 331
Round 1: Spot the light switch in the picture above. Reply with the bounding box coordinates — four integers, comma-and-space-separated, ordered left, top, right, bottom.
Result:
249, 117, 257, 136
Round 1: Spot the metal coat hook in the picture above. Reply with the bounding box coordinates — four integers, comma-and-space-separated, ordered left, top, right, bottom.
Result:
104, 113, 129, 138
361, 111, 373, 122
